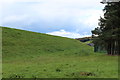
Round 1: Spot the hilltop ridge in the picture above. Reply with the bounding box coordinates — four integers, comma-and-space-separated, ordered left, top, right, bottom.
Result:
2, 27, 93, 59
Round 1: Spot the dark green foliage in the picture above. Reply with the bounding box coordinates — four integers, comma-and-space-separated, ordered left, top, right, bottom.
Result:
9, 74, 25, 78
92, 2, 120, 55
56, 68, 61, 72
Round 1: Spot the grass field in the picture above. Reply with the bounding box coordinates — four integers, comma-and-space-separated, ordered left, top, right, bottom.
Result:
2, 27, 118, 78
0, 27, 2, 79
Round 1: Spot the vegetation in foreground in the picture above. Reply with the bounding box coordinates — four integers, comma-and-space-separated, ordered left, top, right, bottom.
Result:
2, 27, 118, 78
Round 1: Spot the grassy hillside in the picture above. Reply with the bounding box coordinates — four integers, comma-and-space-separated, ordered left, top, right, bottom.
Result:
2, 27, 93, 59
2, 27, 118, 78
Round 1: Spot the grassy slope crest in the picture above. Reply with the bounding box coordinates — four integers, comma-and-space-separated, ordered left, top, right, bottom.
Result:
2, 27, 93, 59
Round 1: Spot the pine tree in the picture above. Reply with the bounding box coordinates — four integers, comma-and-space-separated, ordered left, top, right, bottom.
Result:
92, 2, 120, 55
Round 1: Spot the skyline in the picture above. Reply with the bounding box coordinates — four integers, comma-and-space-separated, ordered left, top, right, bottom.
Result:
0, 0, 104, 38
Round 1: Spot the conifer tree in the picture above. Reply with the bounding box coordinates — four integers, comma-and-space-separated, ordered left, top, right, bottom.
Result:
92, 2, 120, 55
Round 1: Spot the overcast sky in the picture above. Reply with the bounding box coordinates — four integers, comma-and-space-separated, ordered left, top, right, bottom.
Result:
0, 0, 104, 38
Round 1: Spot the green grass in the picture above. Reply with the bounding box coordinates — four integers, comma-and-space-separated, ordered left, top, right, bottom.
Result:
2, 27, 118, 78
0, 27, 2, 79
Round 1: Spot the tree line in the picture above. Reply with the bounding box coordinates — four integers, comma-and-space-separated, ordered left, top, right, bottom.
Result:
92, 2, 120, 55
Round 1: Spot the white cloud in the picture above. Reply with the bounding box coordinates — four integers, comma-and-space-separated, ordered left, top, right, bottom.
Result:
47, 29, 91, 38
0, 4, 2, 25
0, 0, 104, 38
78, 10, 103, 29
0, 0, 102, 4
2, 0, 103, 27
2, 15, 29, 23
